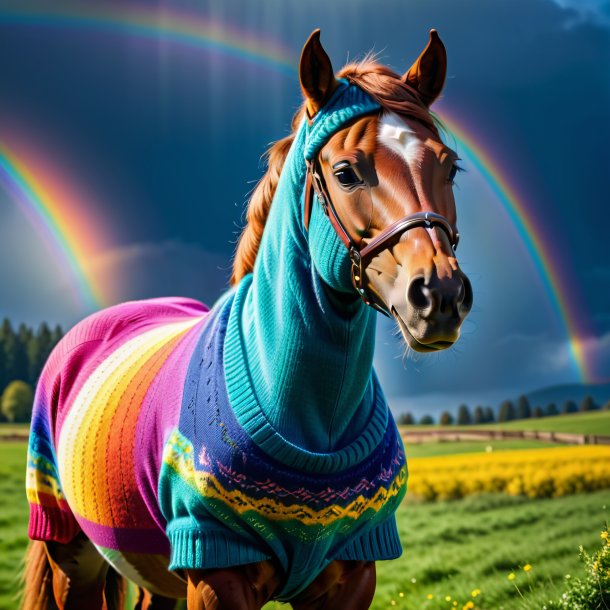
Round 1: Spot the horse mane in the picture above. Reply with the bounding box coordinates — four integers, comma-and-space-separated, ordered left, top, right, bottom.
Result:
230, 57, 439, 285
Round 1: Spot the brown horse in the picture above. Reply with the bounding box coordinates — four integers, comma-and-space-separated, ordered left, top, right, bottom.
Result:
22, 29, 471, 610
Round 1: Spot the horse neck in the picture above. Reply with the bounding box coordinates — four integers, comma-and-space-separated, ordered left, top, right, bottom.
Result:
223, 123, 378, 454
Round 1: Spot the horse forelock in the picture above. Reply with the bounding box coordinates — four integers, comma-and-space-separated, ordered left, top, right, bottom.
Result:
230, 58, 440, 286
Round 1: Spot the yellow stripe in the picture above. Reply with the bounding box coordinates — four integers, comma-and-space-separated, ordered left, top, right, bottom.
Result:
163, 430, 407, 526
58, 318, 201, 521
26, 466, 66, 505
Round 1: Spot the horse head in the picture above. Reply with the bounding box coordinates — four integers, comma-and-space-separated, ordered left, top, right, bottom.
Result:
300, 30, 473, 352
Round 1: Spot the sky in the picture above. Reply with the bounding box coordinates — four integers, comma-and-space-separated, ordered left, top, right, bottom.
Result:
0, 0, 608, 414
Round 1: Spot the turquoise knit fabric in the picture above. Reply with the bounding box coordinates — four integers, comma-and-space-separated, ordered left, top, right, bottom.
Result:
224, 81, 384, 458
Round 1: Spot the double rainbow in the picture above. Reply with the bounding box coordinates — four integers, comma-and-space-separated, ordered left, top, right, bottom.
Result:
0, 138, 107, 310
0, 4, 596, 381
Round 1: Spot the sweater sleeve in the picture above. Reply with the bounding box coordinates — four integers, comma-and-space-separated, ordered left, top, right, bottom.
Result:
158, 428, 271, 571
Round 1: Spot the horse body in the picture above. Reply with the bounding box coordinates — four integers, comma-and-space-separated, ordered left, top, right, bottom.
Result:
25, 84, 407, 604
23, 29, 472, 609
27, 297, 209, 597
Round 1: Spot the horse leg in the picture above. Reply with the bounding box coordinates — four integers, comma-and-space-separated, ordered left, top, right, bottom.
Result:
186, 560, 281, 610
290, 561, 376, 610
43, 532, 123, 610
134, 588, 178, 610
21, 540, 59, 610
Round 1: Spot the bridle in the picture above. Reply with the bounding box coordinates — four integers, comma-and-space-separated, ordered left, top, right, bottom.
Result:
304, 156, 459, 316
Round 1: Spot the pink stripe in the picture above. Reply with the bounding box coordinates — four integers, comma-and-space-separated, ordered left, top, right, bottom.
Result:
51, 297, 208, 444
134, 315, 209, 531
28, 502, 81, 543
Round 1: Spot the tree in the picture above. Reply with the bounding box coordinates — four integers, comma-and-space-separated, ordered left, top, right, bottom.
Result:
419, 414, 435, 425
439, 411, 454, 426
0, 319, 17, 392
473, 405, 485, 425
603, 401, 610, 411
546, 403, 559, 416
51, 324, 64, 347
33, 323, 54, 384
516, 395, 531, 420
498, 400, 516, 422
1, 380, 34, 423
532, 406, 545, 418
484, 406, 495, 423
561, 400, 578, 414
580, 395, 597, 412
15, 323, 31, 384
457, 404, 472, 425
398, 412, 415, 425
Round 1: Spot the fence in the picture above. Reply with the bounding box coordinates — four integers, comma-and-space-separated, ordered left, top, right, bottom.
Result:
401, 428, 610, 446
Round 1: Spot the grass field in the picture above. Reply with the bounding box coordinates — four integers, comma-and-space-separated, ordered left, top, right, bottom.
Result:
0, 442, 28, 610
401, 409, 610, 436
1, 441, 608, 609
406, 439, 559, 458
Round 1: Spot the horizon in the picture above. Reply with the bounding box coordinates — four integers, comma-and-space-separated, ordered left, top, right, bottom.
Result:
1, 0, 608, 405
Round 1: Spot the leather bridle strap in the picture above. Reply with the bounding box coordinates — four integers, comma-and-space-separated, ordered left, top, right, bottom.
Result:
305, 158, 459, 316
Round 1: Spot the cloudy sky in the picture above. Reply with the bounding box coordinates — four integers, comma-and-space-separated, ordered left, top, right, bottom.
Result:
1, 0, 608, 413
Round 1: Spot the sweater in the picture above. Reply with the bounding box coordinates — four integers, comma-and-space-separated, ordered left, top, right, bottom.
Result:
26, 80, 408, 600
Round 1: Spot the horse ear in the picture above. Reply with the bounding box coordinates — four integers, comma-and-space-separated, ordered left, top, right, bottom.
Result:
403, 30, 447, 106
299, 29, 340, 118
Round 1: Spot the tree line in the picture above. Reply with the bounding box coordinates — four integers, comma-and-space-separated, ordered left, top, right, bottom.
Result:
0, 318, 63, 423
397, 394, 610, 426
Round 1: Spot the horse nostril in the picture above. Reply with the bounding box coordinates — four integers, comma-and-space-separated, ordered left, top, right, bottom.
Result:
407, 276, 432, 310
461, 275, 473, 313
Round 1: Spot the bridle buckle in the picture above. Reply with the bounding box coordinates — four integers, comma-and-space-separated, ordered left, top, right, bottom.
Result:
305, 156, 456, 318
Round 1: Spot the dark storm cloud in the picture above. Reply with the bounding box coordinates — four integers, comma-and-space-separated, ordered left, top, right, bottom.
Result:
1, 0, 608, 398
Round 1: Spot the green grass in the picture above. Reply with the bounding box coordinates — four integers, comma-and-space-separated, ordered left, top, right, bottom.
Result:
2, 441, 608, 610
402, 409, 610, 436
405, 439, 559, 458
485, 410, 610, 435
0, 442, 28, 609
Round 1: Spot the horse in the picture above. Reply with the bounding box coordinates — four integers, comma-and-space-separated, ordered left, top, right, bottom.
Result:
22, 29, 472, 610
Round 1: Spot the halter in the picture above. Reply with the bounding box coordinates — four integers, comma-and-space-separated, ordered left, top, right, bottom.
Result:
304, 156, 459, 316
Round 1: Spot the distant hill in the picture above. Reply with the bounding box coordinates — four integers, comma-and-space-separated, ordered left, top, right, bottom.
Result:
524, 382, 610, 409
390, 381, 610, 420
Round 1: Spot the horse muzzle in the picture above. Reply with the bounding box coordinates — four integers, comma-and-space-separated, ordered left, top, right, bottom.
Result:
373, 267, 473, 352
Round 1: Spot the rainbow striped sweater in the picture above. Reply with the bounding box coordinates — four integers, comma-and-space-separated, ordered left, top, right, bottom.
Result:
27, 294, 406, 598
27, 81, 408, 599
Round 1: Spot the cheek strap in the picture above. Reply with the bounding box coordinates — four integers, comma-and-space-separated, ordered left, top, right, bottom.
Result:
304, 158, 459, 316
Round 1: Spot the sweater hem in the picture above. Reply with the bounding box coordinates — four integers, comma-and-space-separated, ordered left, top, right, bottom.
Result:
28, 502, 81, 544
167, 527, 272, 570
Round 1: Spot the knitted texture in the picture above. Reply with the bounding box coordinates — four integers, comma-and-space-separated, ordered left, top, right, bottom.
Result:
26, 81, 408, 600
225, 80, 383, 453
160, 299, 406, 599
26, 296, 210, 595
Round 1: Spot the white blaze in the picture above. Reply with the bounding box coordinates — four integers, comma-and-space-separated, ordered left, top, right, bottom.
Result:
377, 111, 423, 165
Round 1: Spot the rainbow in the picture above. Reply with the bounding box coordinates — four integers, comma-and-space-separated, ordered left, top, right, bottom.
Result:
0, 4, 596, 379
0, 138, 108, 310
436, 109, 594, 383
0, 4, 297, 78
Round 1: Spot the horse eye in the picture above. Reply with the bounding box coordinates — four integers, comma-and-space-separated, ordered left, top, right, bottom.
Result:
447, 163, 463, 184
334, 166, 362, 188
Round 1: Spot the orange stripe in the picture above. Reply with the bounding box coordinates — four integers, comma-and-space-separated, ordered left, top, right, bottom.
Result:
103, 331, 188, 528
59, 319, 200, 522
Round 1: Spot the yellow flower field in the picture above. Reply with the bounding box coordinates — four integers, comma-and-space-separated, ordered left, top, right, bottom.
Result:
407, 445, 610, 501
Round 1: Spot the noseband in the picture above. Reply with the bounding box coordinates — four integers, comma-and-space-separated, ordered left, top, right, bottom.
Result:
304, 158, 459, 316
